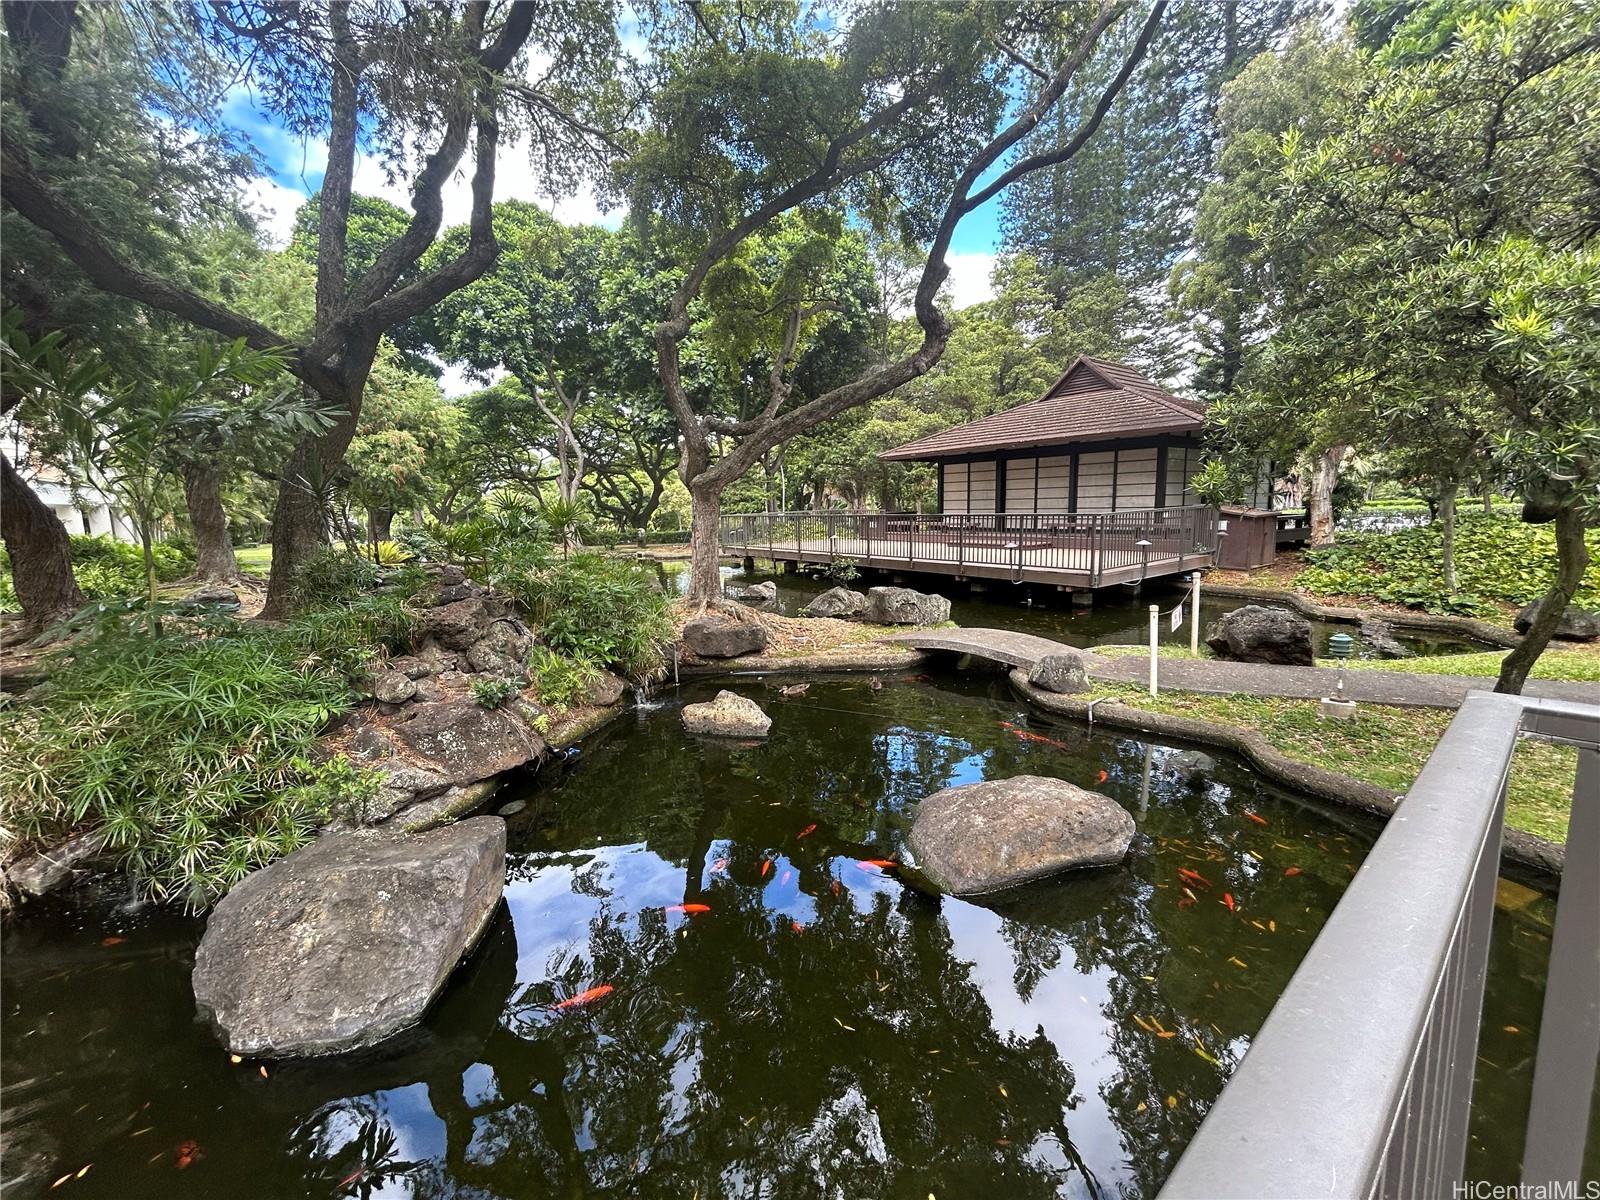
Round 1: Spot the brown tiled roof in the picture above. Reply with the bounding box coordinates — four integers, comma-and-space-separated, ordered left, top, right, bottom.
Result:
878, 356, 1204, 461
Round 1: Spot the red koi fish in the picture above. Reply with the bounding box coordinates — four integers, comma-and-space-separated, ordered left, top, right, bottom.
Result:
553, 985, 614, 1011
1096, 770, 1109, 784
1245, 812, 1269, 827
1222, 893, 1236, 913
175, 1140, 203, 1170
1177, 867, 1212, 890
797, 824, 817, 839
664, 904, 711, 916
1284, 866, 1302, 878
101, 936, 126, 946
856, 859, 896, 871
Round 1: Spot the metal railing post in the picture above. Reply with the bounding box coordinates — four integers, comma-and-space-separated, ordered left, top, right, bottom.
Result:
1522, 743, 1600, 1185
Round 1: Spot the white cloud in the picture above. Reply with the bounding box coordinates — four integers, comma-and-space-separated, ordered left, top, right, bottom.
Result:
944, 252, 997, 311
437, 360, 501, 399
240, 176, 309, 248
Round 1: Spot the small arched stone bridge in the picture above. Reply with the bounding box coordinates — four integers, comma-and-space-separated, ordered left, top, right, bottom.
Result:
882, 628, 1081, 671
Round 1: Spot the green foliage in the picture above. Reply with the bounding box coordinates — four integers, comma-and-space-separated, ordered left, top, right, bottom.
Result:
366, 540, 415, 566
823, 557, 861, 585
529, 646, 600, 709
1189, 460, 1245, 508
1296, 514, 1600, 615
471, 676, 520, 710
0, 586, 422, 907
0, 535, 194, 611
292, 548, 382, 606
521, 554, 670, 679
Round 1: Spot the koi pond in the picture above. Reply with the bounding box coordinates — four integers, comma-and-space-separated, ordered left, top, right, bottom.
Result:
1, 675, 1576, 1196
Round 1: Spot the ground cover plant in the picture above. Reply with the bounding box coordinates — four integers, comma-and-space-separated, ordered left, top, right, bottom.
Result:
0, 562, 423, 906
1295, 514, 1600, 618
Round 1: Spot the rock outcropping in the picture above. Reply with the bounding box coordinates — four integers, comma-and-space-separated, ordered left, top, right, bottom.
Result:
681, 690, 772, 739
1515, 600, 1599, 642
907, 775, 1134, 896
1204, 605, 1315, 666
862, 586, 951, 626
726, 580, 779, 609
1028, 651, 1089, 694
1358, 618, 1412, 659
802, 586, 866, 619
682, 613, 769, 658
191, 817, 506, 1057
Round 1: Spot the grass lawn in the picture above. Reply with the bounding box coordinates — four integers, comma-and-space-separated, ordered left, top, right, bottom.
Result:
1082, 681, 1577, 844
234, 544, 272, 572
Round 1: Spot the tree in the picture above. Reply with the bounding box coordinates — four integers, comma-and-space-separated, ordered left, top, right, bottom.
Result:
1252, 0, 1600, 692
53, 339, 326, 600
631, 1, 1170, 602
1001, 0, 1319, 377
2, 0, 624, 617
344, 345, 461, 542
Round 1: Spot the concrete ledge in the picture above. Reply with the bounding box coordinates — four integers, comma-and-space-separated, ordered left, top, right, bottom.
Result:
1007, 668, 1563, 879
1202, 582, 1519, 648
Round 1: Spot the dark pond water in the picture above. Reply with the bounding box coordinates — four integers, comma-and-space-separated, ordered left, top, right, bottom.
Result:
687, 561, 1486, 657
2, 675, 1578, 1197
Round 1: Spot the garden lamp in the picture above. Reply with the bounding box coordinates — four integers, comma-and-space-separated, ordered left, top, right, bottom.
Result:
1327, 632, 1355, 700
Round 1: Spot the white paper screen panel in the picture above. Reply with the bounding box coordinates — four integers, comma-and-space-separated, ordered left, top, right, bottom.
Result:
967, 460, 997, 513
1005, 458, 1036, 512
1116, 447, 1158, 510
943, 462, 969, 512
1037, 455, 1071, 513
1076, 451, 1115, 511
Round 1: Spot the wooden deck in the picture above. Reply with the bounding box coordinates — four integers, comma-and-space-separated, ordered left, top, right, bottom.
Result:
720, 508, 1218, 590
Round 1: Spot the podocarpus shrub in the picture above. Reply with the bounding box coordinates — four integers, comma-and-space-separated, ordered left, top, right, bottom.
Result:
1298, 513, 1600, 616
522, 553, 671, 679
0, 577, 422, 907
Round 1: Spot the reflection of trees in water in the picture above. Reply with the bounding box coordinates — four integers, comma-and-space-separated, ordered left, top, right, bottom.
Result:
296, 679, 1380, 1198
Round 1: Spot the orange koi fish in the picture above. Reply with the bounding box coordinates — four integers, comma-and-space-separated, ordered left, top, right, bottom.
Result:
1283, 866, 1302, 878
1245, 812, 1269, 827
1096, 770, 1109, 784
830, 880, 843, 897
791, 921, 805, 933
797, 824, 817, 839
856, 859, 896, 870
711, 858, 729, 872
101, 936, 126, 946
665, 903, 711, 915
175, 1140, 202, 1170
1177, 867, 1212, 890
779, 870, 793, 886
553, 985, 614, 1011
760, 860, 772, 879
1221, 893, 1236, 913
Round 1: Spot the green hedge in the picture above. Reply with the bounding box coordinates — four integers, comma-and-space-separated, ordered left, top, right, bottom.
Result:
0, 535, 194, 610
1298, 513, 1600, 616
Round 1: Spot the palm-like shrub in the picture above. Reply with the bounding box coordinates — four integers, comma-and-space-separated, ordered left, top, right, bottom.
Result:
0, 586, 420, 907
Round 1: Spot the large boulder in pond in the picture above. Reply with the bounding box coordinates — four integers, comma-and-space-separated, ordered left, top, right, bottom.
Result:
1028, 651, 1089, 694
682, 613, 768, 658
908, 775, 1134, 897
191, 817, 506, 1057
681, 690, 771, 739
1205, 605, 1315, 666
862, 586, 951, 626
802, 586, 866, 619
726, 579, 778, 609
389, 698, 544, 785
1515, 599, 1599, 642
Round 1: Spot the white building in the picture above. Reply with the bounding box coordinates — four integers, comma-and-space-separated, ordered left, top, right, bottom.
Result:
3, 423, 138, 543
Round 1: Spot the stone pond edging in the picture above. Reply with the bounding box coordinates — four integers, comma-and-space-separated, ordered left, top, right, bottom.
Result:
1202, 582, 1520, 649
678, 644, 928, 677
1006, 668, 1564, 879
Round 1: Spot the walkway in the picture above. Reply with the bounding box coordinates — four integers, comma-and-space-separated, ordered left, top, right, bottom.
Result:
885, 628, 1597, 709
1089, 655, 1597, 709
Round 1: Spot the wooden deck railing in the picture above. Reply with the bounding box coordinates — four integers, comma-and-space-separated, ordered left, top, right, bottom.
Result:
718, 507, 1219, 586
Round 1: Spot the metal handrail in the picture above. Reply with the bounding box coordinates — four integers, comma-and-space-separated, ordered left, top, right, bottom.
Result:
1160, 691, 1599, 1199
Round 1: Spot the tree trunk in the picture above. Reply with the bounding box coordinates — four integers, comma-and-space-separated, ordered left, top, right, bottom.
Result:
1438, 482, 1458, 593
0, 448, 82, 631
367, 508, 393, 543
183, 459, 238, 581
1495, 506, 1590, 695
1307, 443, 1347, 548
686, 484, 724, 604
260, 396, 362, 621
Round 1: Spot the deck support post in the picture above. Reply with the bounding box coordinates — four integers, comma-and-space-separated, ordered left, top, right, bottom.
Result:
742, 556, 755, 573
